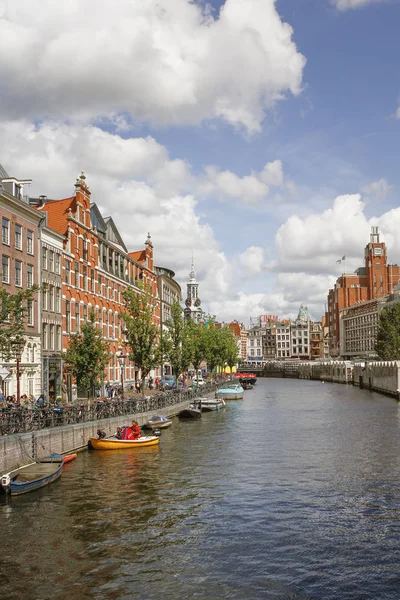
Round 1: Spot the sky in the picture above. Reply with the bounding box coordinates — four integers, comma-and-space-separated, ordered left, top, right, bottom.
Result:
1, 0, 400, 325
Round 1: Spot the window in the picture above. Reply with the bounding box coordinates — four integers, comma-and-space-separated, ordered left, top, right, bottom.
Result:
49, 325, 54, 350
98, 275, 102, 295
27, 300, 34, 326
65, 260, 70, 285
83, 305, 87, 323
15, 260, 22, 286
42, 324, 47, 350
42, 287, 47, 310
27, 230, 34, 254
55, 287, 61, 313
27, 264, 33, 289
74, 262, 79, 287
66, 300, 70, 333
2, 218, 9, 245
83, 236, 88, 261
55, 253, 60, 274
82, 266, 87, 291
2, 255, 9, 283
48, 250, 54, 272
15, 224, 22, 250
56, 325, 61, 350
42, 247, 47, 269
75, 303, 80, 333
49, 285, 54, 311
90, 269, 95, 292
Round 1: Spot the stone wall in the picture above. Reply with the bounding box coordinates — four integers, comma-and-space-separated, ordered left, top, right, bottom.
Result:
0, 399, 189, 475
298, 361, 353, 384
353, 361, 400, 399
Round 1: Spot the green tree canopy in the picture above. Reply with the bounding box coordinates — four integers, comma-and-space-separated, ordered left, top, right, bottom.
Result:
163, 301, 192, 385
119, 282, 160, 393
64, 311, 110, 396
375, 303, 400, 360
0, 286, 38, 361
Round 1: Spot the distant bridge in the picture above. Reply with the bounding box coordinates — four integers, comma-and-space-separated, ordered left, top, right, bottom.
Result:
237, 361, 300, 379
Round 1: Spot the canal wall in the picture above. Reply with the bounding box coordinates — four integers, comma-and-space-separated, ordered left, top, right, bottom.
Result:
0, 398, 189, 475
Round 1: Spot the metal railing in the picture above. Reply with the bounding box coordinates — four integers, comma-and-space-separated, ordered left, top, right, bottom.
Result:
0, 383, 218, 436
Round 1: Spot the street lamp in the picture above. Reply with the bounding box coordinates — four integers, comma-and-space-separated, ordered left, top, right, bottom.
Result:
116, 345, 126, 399
11, 337, 25, 405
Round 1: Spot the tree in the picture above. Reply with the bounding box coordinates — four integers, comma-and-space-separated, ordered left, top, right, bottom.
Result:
220, 325, 239, 376
119, 282, 160, 394
163, 301, 191, 387
375, 304, 400, 360
0, 286, 39, 361
64, 311, 110, 398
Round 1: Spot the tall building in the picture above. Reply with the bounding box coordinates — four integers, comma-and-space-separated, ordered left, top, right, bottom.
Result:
326, 227, 400, 357
32, 172, 160, 399
184, 260, 202, 322
0, 164, 43, 399
291, 305, 311, 359
155, 265, 182, 375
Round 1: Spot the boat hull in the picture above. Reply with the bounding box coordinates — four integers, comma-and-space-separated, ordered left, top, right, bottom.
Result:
216, 391, 243, 400
178, 408, 201, 419
142, 417, 172, 430
89, 436, 159, 450
1, 454, 64, 496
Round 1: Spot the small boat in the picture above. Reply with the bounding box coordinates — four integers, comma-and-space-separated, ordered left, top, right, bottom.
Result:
195, 397, 225, 412
88, 435, 159, 450
63, 453, 77, 464
142, 415, 172, 430
235, 373, 257, 385
242, 381, 254, 390
177, 406, 202, 419
1, 453, 64, 496
215, 383, 244, 400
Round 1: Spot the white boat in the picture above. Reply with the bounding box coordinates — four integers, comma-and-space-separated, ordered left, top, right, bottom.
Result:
215, 383, 244, 400
195, 397, 225, 412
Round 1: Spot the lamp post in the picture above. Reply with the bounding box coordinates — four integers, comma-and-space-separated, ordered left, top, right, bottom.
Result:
116, 346, 126, 399
12, 338, 25, 405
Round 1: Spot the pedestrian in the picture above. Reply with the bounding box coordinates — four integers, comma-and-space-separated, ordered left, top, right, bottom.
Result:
135, 380, 141, 394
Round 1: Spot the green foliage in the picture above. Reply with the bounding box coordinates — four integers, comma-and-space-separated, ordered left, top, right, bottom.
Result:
163, 301, 195, 384
375, 304, 400, 360
0, 286, 39, 360
220, 325, 239, 371
119, 282, 160, 391
65, 311, 110, 394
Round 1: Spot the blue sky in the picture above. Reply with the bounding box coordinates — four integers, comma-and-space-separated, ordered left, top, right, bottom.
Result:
1, 0, 400, 324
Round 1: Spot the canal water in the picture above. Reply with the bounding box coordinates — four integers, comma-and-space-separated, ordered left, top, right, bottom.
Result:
1, 379, 400, 600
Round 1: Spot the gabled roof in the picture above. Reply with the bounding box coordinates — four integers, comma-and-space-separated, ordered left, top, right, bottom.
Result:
37, 197, 76, 237
90, 203, 106, 234
0, 163, 9, 179
103, 216, 128, 252
129, 250, 146, 263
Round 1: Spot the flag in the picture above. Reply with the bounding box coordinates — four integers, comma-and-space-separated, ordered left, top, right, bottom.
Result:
336, 259, 341, 264
342, 255, 346, 260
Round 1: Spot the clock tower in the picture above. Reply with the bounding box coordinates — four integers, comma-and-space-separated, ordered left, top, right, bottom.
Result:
184, 260, 202, 322
364, 226, 388, 299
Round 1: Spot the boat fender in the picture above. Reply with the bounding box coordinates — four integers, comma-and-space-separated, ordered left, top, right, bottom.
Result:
1, 474, 11, 493
88, 439, 93, 450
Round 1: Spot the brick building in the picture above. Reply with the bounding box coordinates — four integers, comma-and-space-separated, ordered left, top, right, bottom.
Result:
0, 164, 42, 399
33, 172, 160, 399
326, 227, 400, 357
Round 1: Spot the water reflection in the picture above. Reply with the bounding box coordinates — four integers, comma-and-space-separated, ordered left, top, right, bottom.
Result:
1, 380, 400, 599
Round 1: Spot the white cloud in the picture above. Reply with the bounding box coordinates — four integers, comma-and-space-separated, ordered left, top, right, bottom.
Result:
332, 0, 389, 10
362, 178, 393, 199
0, 0, 305, 133
199, 159, 285, 203
237, 246, 266, 277
396, 106, 400, 119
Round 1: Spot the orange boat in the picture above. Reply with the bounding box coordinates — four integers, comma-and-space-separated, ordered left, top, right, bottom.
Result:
63, 453, 77, 464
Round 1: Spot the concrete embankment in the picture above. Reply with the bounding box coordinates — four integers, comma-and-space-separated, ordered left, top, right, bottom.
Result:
0, 398, 191, 475
297, 360, 400, 400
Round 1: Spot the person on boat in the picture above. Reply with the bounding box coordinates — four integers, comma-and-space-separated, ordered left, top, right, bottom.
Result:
115, 427, 123, 439
131, 420, 141, 439
97, 429, 106, 439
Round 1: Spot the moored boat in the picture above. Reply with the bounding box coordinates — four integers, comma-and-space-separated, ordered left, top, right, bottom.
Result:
215, 383, 244, 400
1, 453, 64, 496
177, 406, 202, 419
63, 453, 77, 464
195, 397, 225, 412
88, 435, 159, 450
142, 415, 172, 430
